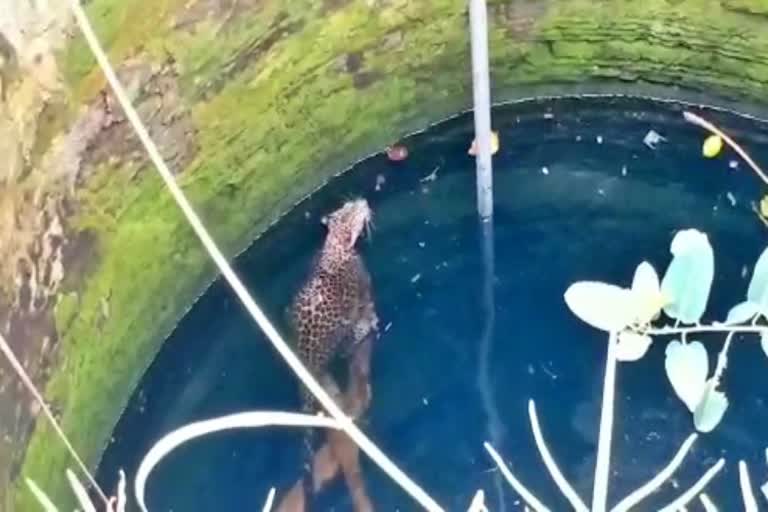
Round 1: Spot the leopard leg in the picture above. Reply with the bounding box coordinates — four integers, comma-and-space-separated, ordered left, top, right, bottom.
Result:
343, 300, 378, 358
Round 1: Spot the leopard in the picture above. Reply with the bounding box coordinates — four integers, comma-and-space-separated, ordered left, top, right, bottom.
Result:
289, 198, 379, 506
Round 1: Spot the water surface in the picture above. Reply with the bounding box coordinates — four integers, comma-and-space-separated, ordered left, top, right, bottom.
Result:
98, 97, 768, 511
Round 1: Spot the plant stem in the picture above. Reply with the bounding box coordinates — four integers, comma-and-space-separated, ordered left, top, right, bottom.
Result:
645, 325, 768, 337
528, 402, 588, 512
611, 434, 698, 512
484, 442, 550, 512
658, 459, 725, 512
739, 461, 759, 512
713, 332, 735, 383
592, 331, 618, 512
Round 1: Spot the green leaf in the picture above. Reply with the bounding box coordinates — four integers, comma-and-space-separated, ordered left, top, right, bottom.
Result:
630, 262, 665, 325
661, 229, 714, 324
747, 246, 768, 314
564, 281, 636, 332
616, 331, 653, 361
632, 261, 660, 295
664, 340, 708, 412
693, 380, 729, 433
725, 301, 760, 325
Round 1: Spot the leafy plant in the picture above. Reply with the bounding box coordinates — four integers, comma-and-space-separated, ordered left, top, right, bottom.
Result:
565, 228, 768, 433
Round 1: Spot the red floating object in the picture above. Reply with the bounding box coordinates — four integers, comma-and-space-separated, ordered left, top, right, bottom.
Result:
386, 144, 408, 162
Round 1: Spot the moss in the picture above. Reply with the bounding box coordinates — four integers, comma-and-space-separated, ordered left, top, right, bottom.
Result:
722, 0, 768, 16
62, 0, 189, 101
12, 0, 768, 508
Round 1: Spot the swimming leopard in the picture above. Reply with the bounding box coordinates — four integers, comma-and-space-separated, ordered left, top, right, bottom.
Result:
289, 198, 379, 503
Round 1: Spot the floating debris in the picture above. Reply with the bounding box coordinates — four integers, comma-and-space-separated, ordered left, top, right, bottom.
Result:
576, 135, 582, 142
621, 165, 628, 176
643, 129, 667, 150
386, 144, 409, 161
374, 174, 386, 191
729, 160, 739, 169
422, 397, 429, 405
541, 166, 550, 175
384, 322, 392, 332
418, 241, 426, 248
596, 135, 603, 144
543, 112, 554, 119
420, 165, 440, 183
703, 134, 724, 158
742, 265, 749, 279
304, 211, 311, 219
468, 131, 500, 156
410, 273, 422, 283
597, 188, 606, 196
726, 191, 737, 207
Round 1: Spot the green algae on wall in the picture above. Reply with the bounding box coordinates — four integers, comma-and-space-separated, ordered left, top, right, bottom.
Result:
11, 0, 768, 509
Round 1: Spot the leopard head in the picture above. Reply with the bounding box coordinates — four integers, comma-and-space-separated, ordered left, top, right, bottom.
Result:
319, 198, 372, 269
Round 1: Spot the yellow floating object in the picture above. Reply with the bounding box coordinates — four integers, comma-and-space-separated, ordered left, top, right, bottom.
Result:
468, 131, 499, 156
702, 135, 723, 158
760, 195, 768, 218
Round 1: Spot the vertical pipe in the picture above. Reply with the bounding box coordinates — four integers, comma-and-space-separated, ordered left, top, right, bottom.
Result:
471, 2, 499, 504
476, 219, 506, 511
469, 0, 494, 219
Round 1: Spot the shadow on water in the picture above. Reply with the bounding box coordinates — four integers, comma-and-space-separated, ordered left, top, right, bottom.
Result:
97, 97, 768, 511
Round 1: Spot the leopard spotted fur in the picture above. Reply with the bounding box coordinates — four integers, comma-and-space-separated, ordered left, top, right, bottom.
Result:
290, 198, 379, 503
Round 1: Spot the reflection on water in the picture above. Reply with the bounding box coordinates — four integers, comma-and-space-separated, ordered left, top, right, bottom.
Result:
98, 97, 768, 511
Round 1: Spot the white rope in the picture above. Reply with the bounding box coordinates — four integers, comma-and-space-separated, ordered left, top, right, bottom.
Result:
67, 2, 443, 510
0, 333, 110, 504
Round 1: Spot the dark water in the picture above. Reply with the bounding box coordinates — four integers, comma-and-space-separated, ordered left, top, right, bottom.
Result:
97, 97, 768, 511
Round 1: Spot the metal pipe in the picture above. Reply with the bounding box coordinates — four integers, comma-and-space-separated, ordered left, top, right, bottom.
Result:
476, 219, 505, 511
469, 0, 494, 219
